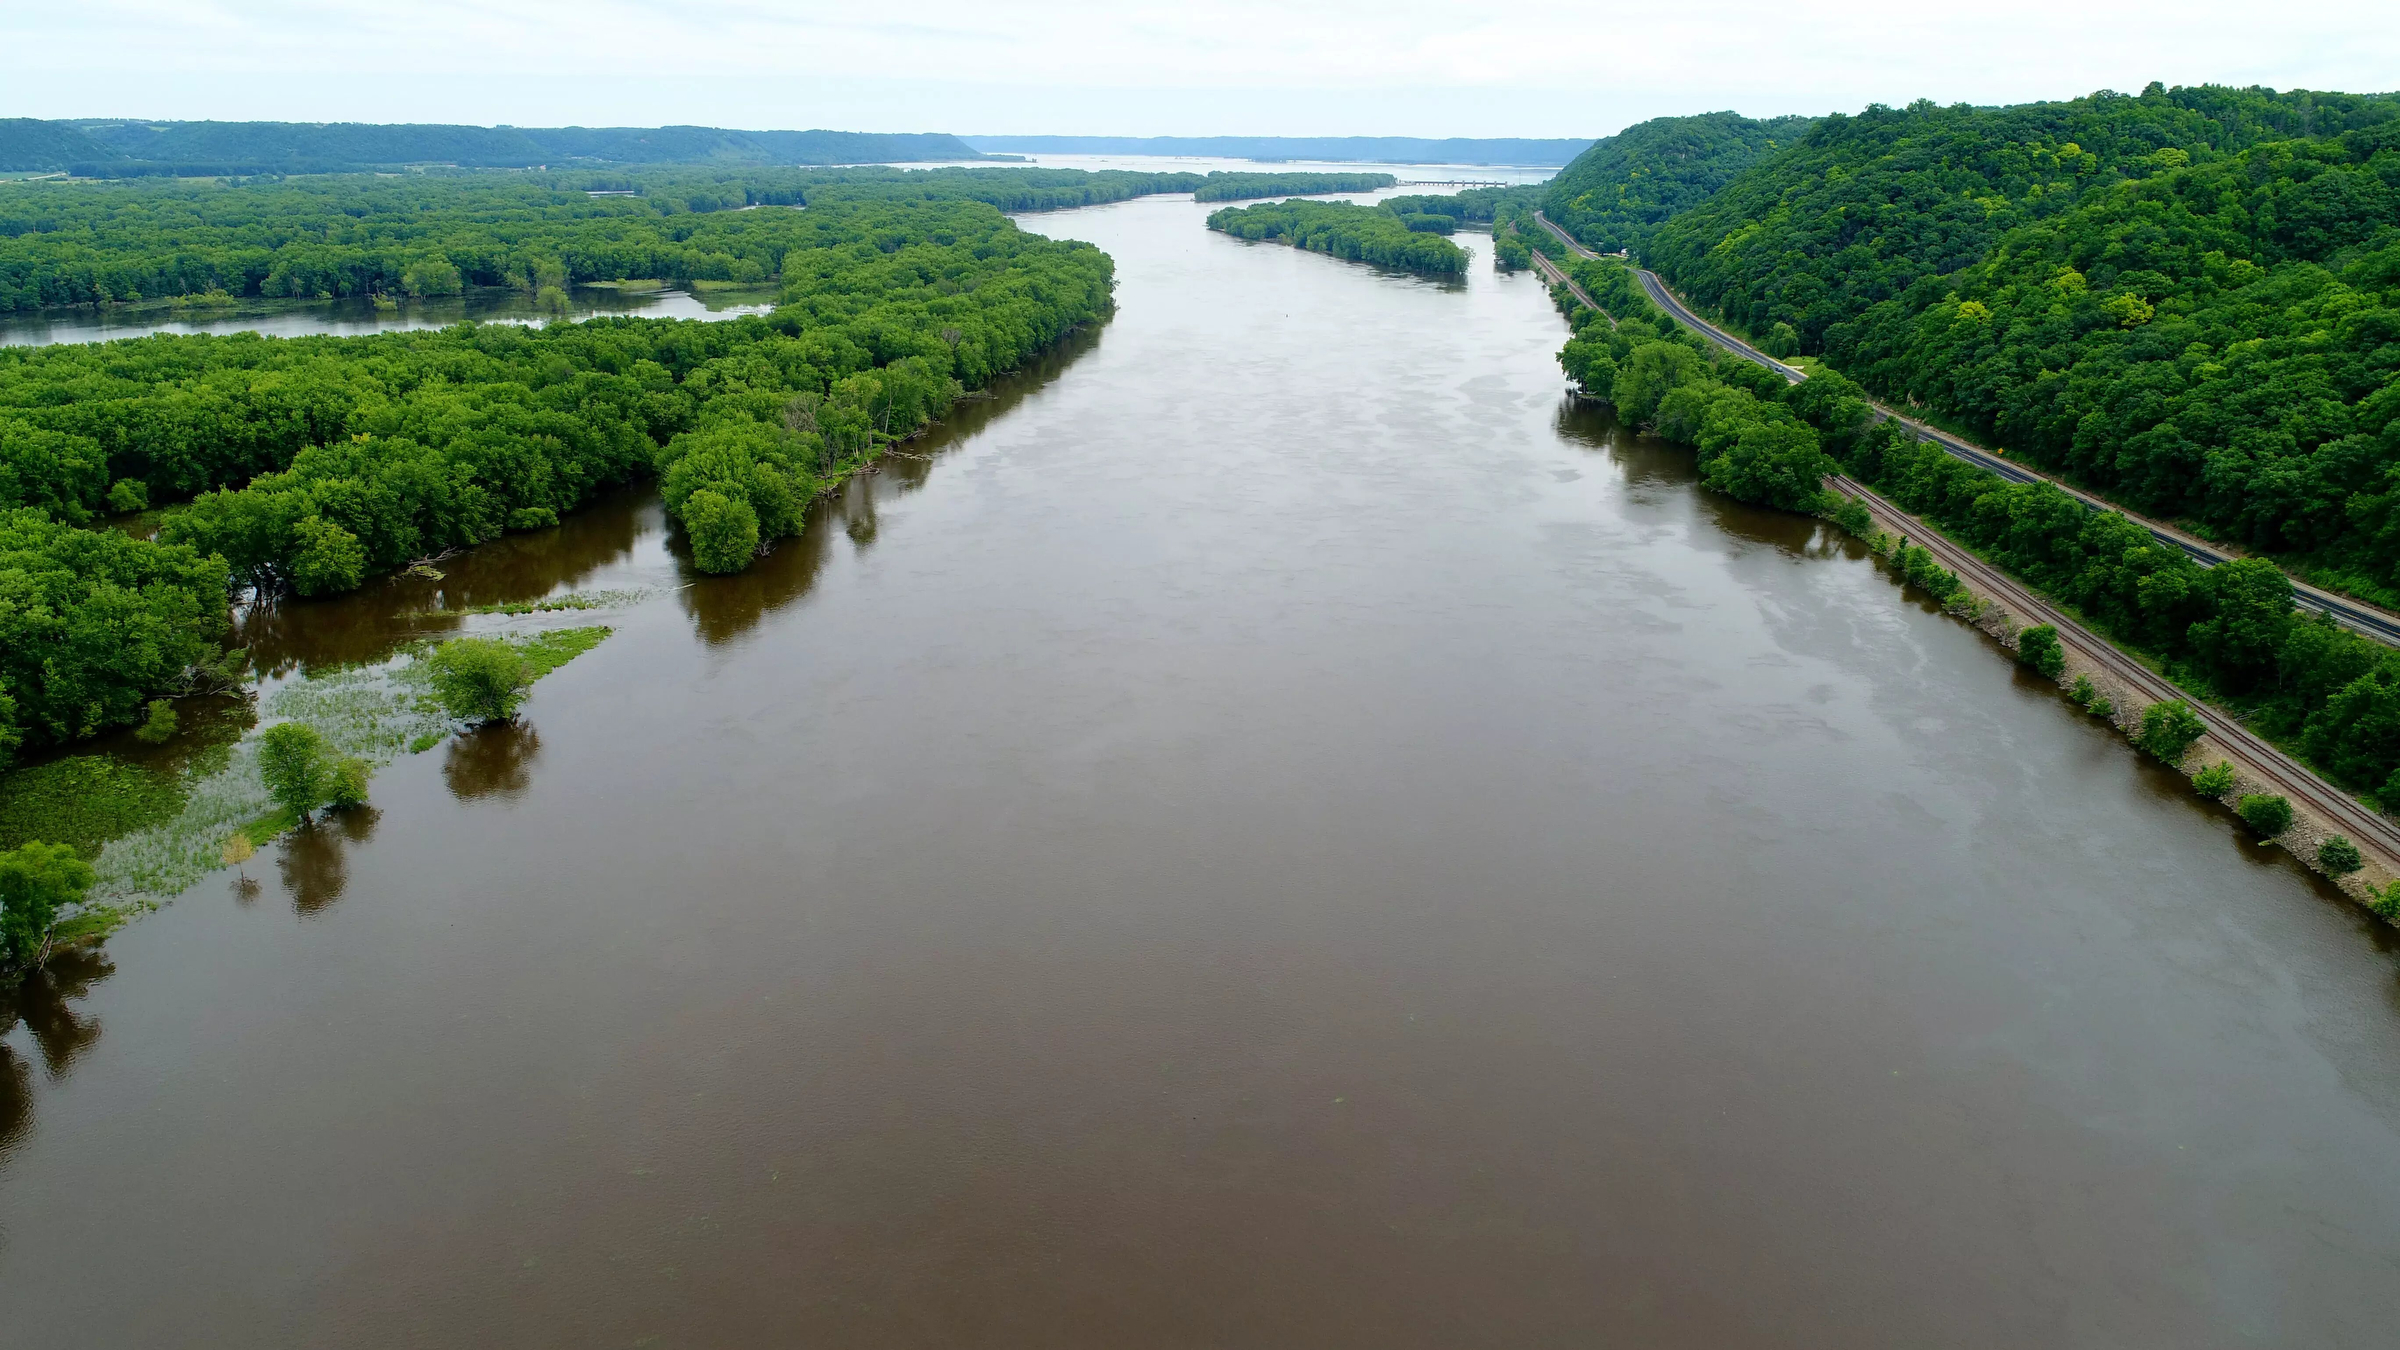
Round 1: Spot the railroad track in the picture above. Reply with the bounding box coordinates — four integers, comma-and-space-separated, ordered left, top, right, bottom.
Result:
1832, 472, 2400, 869
1526, 249, 1612, 327
1526, 212, 2400, 646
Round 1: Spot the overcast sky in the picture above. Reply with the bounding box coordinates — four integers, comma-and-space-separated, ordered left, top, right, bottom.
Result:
7, 0, 2397, 139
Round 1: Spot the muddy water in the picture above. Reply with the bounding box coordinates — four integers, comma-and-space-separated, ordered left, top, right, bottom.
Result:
4, 194, 2400, 1348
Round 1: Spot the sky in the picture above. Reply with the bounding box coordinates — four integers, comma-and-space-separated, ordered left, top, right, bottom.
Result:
6, 0, 2398, 139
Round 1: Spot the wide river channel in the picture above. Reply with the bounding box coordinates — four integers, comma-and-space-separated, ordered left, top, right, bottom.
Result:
4, 187, 2399, 1347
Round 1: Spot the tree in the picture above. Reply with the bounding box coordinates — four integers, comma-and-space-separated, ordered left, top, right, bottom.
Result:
1700, 419, 1836, 512
258, 722, 335, 822
2015, 625, 2065, 679
134, 699, 178, 744
2138, 700, 2208, 764
328, 757, 371, 809
683, 489, 761, 574
426, 637, 532, 725
2237, 793, 2294, 836
289, 516, 368, 597
2318, 835, 2363, 875
0, 840, 95, 974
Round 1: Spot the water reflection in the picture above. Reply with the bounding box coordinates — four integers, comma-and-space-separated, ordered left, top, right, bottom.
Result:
1554, 394, 1851, 560
444, 724, 542, 802
0, 284, 778, 350
0, 948, 114, 1164
233, 490, 651, 679
675, 323, 1108, 646
276, 807, 380, 915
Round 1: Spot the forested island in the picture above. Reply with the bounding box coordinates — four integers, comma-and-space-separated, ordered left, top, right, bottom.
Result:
1206, 200, 1468, 274
0, 168, 1437, 312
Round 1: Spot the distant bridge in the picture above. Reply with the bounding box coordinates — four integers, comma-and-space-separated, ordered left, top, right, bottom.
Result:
1392, 179, 1512, 189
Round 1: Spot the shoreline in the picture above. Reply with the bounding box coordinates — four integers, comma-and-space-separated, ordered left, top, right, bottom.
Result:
1835, 477, 2400, 912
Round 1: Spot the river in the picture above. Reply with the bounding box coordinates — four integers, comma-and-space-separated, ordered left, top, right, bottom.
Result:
3, 187, 2399, 1347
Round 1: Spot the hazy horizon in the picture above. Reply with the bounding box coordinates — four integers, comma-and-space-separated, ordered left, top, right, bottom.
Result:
7, 1, 2395, 142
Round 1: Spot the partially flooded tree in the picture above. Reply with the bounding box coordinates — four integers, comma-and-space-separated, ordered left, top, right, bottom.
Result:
259, 722, 336, 822
426, 637, 533, 725
0, 841, 95, 976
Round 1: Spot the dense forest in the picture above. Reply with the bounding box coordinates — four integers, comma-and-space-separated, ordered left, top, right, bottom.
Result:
0, 120, 988, 176
0, 167, 1410, 312
1205, 200, 1468, 274
1541, 112, 1816, 255
0, 194, 1116, 760
1552, 252, 2400, 806
0, 167, 1229, 312
1639, 84, 2400, 597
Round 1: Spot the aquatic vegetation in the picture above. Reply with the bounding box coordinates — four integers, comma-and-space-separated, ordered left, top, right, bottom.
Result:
87, 625, 609, 905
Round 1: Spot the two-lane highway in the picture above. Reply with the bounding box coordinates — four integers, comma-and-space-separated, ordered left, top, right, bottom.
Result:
1526, 211, 2400, 645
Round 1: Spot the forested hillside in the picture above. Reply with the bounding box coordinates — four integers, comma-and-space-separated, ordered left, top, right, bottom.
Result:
0, 120, 987, 175
1541, 112, 1815, 254
0, 193, 1119, 760
1643, 83, 2400, 593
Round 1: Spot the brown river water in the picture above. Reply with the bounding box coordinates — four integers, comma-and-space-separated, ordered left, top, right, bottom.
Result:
5, 192, 2400, 1347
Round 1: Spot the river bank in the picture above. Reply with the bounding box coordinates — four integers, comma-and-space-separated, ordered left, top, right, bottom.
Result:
1836, 477, 2400, 906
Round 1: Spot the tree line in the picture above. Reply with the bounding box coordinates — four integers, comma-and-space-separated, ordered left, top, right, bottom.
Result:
0, 196, 1115, 762
1189, 173, 1397, 202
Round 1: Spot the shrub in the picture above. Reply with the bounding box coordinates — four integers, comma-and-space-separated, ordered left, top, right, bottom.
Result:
426, 637, 532, 725
258, 722, 334, 822
2236, 793, 2294, 837
107, 478, 149, 513
684, 489, 762, 574
1896, 545, 1962, 603
2318, 835, 2364, 875
1831, 496, 1872, 537
328, 757, 371, 810
2016, 624, 2065, 679
0, 839, 95, 973
2370, 882, 2400, 922
2191, 762, 2237, 797
2137, 700, 2206, 765
134, 699, 178, 744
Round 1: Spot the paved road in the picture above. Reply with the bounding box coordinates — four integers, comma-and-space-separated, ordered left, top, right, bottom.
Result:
1527, 212, 2400, 645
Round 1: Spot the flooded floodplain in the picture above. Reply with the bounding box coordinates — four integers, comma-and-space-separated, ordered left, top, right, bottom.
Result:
3, 188, 2399, 1347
